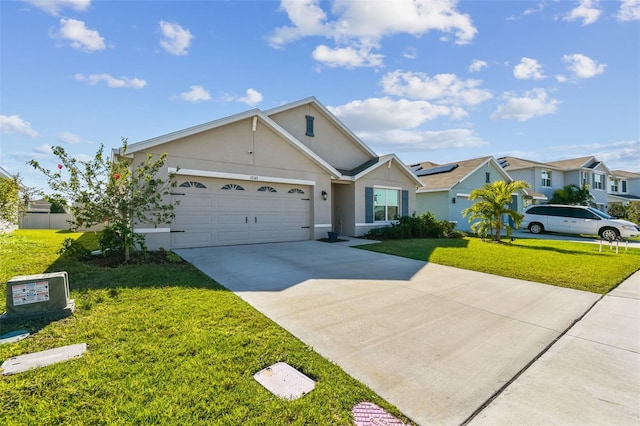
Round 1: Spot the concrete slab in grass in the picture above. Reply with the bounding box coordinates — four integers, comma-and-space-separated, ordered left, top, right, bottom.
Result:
253, 362, 315, 400
1, 343, 87, 375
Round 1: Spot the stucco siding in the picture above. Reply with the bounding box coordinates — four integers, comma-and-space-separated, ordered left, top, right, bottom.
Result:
416, 192, 448, 220
268, 104, 372, 171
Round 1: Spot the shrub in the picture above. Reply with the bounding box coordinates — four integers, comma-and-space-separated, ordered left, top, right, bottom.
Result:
365, 213, 460, 240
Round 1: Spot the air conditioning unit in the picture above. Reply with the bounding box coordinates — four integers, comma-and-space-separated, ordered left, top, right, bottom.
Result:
1, 272, 75, 322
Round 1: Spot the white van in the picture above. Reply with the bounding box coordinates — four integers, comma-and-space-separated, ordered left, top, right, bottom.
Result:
521, 204, 640, 240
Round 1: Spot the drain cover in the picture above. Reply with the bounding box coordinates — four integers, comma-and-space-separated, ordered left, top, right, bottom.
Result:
352, 402, 406, 425
253, 362, 315, 400
1, 343, 87, 375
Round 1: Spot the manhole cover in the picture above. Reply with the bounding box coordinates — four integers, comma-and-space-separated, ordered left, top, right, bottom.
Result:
253, 362, 315, 400
352, 402, 407, 425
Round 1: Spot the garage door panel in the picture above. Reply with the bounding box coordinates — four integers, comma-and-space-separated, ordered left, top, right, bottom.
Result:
174, 214, 213, 226
217, 196, 250, 210
171, 178, 311, 248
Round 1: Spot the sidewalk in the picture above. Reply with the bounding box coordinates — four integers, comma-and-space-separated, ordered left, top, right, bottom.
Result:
469, 270, 640, 425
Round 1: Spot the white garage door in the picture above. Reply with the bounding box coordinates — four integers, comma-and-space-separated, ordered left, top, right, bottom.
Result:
171, 178, 312, 248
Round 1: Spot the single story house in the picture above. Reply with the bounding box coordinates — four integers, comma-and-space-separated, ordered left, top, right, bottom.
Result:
124, 97, 422, 250
412, 156, 524, 231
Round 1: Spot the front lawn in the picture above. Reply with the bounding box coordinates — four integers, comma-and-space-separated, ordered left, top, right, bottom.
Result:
0, 230, 407, 425
357, 237, 640, 294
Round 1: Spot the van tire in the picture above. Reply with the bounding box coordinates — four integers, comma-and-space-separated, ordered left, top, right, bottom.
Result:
529, 222, 544, 234
600, 227, 619, 241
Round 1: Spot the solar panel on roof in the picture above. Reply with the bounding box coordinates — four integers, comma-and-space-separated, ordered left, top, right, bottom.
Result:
416, 164, 458, 177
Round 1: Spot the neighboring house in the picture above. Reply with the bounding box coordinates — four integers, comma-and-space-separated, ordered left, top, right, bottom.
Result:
123, 97, 422, 250
500, 155, 637, 212
412, 156, 524, 231
0, 165, 18, 233
608, 170, 640, 206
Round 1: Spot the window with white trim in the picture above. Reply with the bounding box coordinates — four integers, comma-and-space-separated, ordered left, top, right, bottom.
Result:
610, 178, 619, 193
622, 180, 627, 193
374, 188, 400, 221
541, 170, 552, 187
592, 173, 604, 190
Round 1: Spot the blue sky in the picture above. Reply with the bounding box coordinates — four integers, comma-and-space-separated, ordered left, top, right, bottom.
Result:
1, 0, 639, 191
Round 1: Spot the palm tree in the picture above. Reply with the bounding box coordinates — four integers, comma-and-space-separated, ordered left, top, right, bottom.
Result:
463, 180, 529, 242
549, 184, 595, 206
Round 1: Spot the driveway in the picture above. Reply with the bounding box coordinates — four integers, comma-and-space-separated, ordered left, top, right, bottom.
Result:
175, 240, 601, 425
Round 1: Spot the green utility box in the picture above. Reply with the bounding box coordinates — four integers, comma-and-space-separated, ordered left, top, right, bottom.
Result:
1, 272, 75, 322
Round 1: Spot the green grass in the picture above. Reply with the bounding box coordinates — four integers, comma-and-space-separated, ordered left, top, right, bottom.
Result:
357, 237, 640, 294
0, 230, 409, 425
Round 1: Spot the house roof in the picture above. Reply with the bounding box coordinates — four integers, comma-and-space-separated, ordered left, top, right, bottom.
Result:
414, 156, 512, 192
522, 188, 548, 200
611, 170, 640, 178
350, 154, 423, 186
608, 193, 640, 201
126, 97, 422, 186
497, 156, 562, 171
124, 107, 342, 179
546, 156, 611, 174
0, 165, 12, 179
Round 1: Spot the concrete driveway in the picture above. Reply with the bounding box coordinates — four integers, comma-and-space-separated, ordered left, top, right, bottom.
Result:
175, 240, 602, 425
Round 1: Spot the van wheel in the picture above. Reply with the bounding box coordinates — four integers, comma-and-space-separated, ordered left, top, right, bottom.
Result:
600, 227, 619, 241
529, 223, 544, 234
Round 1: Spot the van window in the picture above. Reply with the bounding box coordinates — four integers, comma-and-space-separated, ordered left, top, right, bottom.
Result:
571, 208, 598, 219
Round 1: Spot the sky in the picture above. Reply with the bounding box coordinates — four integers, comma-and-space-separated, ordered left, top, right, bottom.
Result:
1, 0, 639, 192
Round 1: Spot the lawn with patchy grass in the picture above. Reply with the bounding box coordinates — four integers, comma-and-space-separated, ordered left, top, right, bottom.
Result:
358, 237, 640, 294
0, 230, 408, 425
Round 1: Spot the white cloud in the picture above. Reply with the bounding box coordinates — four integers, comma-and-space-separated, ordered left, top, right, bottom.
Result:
269, 0, 477, 68
564, 0, 601, 25
313, 44, 383, 68
237, 89, 263, 106
0, 115, 39, 137
513, 57, 545, 80
159, 21, 194, 56
57, 131, 82, 144
329, 97, 462, 133
380, 70, 492, 107
179, 85, 211, 102
469, 59, 488, 72
618, 0, 640, 21
358, 128, 488, 153
22, 0, 90, 16
491, 88, 559, 122
75, 73, 147, 88
562, 53, 606, 79
403, 47, 417, 60
51, 18, 105, 52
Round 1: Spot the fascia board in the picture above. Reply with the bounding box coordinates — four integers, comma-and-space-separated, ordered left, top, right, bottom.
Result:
354, 154, 423, 186
126, 108, 262, 154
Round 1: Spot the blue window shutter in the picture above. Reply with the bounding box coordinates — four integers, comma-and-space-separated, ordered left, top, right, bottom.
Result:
365, 187, 374, 223
401, 190, 409, 217
305, 115, 315, 137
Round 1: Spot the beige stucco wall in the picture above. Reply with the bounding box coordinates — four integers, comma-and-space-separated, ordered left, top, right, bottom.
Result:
353, 162, 418, 237
131, 116, 335, 249
269, 104, 372, 171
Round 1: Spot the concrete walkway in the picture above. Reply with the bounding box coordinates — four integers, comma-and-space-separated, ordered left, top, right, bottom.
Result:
468, 269, 640, 426
175, 240, 636, 425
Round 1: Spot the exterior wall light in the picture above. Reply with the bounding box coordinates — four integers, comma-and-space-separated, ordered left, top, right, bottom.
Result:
452, 197, 456, 204
322, 190, 328, 201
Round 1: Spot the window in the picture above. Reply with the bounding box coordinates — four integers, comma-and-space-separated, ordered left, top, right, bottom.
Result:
305, 115, 314, 137
179, 181, 207, 188
221, 183, 244, 191
622, 180, 627, 193
257, 186, 277, 193
541, 170, 552, 187
610, 178, 619, 193
582, 171, 589, 186
592, 173, 604, 190
374, 188, 400, 221
287, 188, 305, 194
